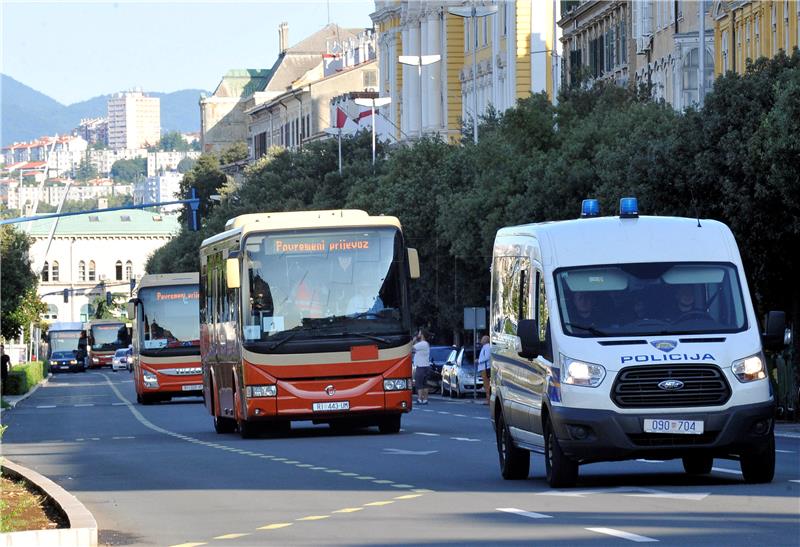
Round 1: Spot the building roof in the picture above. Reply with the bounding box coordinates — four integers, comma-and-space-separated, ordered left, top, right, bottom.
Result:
211, 69, 273, 98
24, 209, 181, 237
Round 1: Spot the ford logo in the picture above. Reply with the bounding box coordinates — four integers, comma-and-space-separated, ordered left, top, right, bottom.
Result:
325, 385, 336, 396
658, 379, 684, 390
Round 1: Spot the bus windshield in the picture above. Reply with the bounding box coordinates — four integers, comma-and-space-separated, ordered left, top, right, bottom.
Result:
554, 262, 748, 338
91, 323, 129, 351
139, 285, 200, 349
241, 227, 408, 344
49, 330, 81, 356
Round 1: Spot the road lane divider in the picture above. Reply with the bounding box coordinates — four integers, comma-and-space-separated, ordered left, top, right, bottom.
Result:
586, 527, 658, 543
712, 466, 742, 475
497, 508, 553, 519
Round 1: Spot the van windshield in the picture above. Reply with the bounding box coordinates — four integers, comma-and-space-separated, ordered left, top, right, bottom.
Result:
553, 262, 747, 338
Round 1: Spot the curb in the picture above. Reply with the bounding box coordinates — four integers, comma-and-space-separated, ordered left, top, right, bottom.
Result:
0, 373, 52, 416
0, 459, 98, 547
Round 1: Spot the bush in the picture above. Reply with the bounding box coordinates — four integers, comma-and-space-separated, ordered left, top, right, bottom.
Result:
3, 362, 45, 396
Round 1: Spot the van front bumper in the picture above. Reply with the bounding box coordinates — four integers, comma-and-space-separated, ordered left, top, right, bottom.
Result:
550, 400, 775, 463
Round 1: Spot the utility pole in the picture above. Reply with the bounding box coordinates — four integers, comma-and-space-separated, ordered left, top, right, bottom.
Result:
698, 0, 706, 107
354, 97, 392, 165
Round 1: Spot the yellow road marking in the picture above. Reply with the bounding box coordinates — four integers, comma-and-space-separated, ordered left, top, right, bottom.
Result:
297, 515, 330, 521
394, 494, 423, 500
214, 533, 250, 540
363, 501, 394, 506
332, 507, 364, 513
257, 523, 293, 530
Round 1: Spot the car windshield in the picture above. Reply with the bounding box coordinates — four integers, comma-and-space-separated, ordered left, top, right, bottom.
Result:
430, 347, 453, 363
91, 323, 128, 351
554, 262, 748, 338
138, 285, 200, 349
114, 349, 128, 357
49, 331, 81, 354
241, 227, 408, 345
459, 350, 476, 367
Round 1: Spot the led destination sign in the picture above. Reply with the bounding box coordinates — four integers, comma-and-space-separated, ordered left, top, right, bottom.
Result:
272, 238, 372, 254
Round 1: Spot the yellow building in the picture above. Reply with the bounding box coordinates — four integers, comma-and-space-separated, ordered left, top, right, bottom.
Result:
371, 1, 561, 143
713, 0, 800, 75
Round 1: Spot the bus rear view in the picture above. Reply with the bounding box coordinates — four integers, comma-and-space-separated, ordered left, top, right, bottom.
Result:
200, 210, 419, 438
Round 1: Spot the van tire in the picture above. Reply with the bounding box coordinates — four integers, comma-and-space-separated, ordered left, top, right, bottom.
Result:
682, 455, 713, 475
378, 415, 402, 434
740, 433, 775, 483
213, 414, 236, 434
544, 419, 578, 488
496, 410, 530, 480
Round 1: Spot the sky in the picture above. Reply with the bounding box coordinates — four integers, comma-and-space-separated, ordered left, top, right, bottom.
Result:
1, 0, 375, 105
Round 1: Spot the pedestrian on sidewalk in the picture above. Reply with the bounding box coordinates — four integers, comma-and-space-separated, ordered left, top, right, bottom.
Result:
412, 329, 431, 405
1, 344, 10, 395
477, 335, 491, 403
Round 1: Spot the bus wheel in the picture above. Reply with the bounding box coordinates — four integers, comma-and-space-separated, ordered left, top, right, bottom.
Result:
139, 393, 155, 405
213, 414, 236, 434
378, 415, 401, 434
238, 419, 262, 439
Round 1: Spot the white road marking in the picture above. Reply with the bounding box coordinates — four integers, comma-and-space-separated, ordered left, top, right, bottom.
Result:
627, 493, 709, 501
112, 402, 127, 406
586, 527, 658, 542
112, 436, 135, 440
775, 432, 800, 439
74, 403, 94, 407
775, 449, 794, 454
391, 484, 414, 488
539, 487, 708, 500
453, 413, 467, 417
36, 405, 56, 408
383, 448, 438, 455
636, 459, 665, 464
451, 436, 480, 442
497, 507, 552, 519
437, 411, 450, 415
712, 466, 742, 475
789, 480, 800, 484
414, 432, 440, 437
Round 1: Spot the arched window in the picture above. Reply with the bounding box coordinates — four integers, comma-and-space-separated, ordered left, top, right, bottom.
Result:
52, 261, 59, 282
42, 261, 49, 282
79, 261, 86, 281
125, 261, 133, 281
681, 46, 714, 107
115, 260, 123, 281
80, 303, 95, 322
88, 260, 96, 281
44, 304, 59, 320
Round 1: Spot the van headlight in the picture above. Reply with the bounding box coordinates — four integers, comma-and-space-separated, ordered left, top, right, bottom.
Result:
561, 354, 605, 387
246, 385, 277, 397
142, 370, 159, 388
731, 353, 766, 383
384, 378, 411, 391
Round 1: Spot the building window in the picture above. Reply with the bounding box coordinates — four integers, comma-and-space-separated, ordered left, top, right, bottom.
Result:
52, 261, 59, 282
42, 261, 49, 282
500, 3, 507, 36
126, 261, 133, 280
682, 46, 714, 107
722, 30, 729, 72
483, 12, 488, 46
116, 260, 123, 281
785, 0, 790, 52
79, 260, 86, 281
465, 17, 470, 51
363, 69, 377, 89
88, 260, 96, 281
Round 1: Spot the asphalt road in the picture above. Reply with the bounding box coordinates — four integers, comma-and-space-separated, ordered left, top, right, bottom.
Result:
2, 371, 799, 546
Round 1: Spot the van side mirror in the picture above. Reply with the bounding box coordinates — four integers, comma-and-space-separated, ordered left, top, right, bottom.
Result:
762, 311, 789, 351
226, 258, 240, 289
518, 319, 542, 359
407, 248, 420, 279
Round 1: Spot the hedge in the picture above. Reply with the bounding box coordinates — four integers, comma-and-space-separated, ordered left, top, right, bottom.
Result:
2, 362, 45, 396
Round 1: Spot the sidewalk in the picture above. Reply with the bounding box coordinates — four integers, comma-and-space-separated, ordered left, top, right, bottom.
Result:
0, 373, 51, 416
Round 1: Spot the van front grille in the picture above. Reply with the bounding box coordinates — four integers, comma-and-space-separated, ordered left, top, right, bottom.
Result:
611, 364, 731, 408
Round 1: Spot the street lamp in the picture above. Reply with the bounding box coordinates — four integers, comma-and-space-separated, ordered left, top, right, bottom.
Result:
322, 126, 352, 174
398, 54, 441, 139
448, 3, 497, 144
354, 97, 392, 165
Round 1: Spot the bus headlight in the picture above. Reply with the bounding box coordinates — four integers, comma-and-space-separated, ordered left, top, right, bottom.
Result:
383, 378, 411, 391
246, 385, 277, 397
50, 360, 58, 365
561, 354, 605, 387
69, 360, 77, 365
732, 353, 766, 382
92, 357, 100, 364
142, 370, 159, 388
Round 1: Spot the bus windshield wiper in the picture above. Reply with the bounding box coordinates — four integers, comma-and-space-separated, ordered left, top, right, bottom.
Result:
268, 329, 303, 350
563, 322, 608, 336
341, 331, 390, 344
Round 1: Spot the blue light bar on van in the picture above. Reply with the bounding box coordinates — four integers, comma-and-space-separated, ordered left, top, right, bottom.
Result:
619, 197, 639, 218
581, 199, 600, 218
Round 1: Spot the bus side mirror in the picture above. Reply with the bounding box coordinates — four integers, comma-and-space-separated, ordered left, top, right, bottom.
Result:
127, 301, 136, 319
407, 248, 420, 279
226, 258, 240, 289
762, 310, 789, 351
518, 319, 542, 359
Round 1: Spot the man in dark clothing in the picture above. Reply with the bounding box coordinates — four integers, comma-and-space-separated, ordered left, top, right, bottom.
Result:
1, 344, 11, 393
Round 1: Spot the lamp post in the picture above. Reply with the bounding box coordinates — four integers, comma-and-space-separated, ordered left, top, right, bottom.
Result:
354, 97, 392, 165
398, 54, 441, 138
323, 127, 344, 174
448, 3, 497, 144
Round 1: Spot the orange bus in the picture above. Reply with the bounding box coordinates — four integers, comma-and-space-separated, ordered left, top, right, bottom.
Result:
200, 210, 420, 438
128, 273, 202, 404
85, 318, 130, 368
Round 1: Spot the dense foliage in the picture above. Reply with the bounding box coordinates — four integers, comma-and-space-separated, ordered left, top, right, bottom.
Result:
148, 51, 799, 356
1, 226, 40, 339
110, 158, 147, 182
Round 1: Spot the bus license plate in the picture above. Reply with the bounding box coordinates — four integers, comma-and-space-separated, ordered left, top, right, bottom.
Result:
312, 401, 350, 412
182, 384, 203, 391
643, 419, 704, 435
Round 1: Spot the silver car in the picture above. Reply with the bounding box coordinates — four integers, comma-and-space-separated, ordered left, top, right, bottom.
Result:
111, 348, 131, 372
441, 346, 483, 398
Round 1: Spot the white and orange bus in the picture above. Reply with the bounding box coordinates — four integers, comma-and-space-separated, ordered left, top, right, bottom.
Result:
128, 273, 202, 404
200, 210, 420, 437
85, 318, 130, 368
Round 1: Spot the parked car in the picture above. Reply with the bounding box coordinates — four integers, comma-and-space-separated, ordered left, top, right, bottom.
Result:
111, 347, 132, 372
441, 346, 483, 398
423, 345, 455, 394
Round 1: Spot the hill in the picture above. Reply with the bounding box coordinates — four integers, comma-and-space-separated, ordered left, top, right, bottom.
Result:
1, 74, 207, 145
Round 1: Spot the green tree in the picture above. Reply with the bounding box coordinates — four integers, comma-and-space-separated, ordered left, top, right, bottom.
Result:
159, 131, 191, 152
74, 157, 98, 182
1, 225, 38, 339
177, 157, 197, 173
219, 141, 249, 165
110, 158, 147, 183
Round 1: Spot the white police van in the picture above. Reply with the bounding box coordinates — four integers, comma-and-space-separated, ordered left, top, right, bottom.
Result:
490, 198, 788, 487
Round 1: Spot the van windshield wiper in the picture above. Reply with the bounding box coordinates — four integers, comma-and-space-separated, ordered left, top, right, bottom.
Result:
564, 322, 608, 336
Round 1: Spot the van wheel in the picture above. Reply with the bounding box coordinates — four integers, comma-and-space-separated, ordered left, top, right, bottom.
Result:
682, 455, 713, 475
740, 433, 775, 483
544, 419, 578, 488
495, 410, 530, 479
378, 415, 401, 434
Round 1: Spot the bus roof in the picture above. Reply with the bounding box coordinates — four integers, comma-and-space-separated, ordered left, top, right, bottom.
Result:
48, 321, 84, 332
84, 318, 128, 329
202, 210, 402, 250
134, 272, 199, 295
